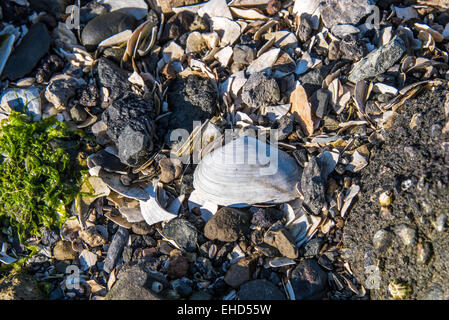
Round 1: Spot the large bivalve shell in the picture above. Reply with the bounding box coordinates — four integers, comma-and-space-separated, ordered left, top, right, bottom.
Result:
193, 136, 300, 207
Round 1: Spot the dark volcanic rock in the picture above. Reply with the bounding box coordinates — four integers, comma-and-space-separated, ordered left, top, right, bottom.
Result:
291, 259, 328, 300
300, 157, 326, 214
162, 75, 217, 139
106, 264, 170, 300
35, 55, 64, 84
241, 72, 280, 109
250, 207, 283, 230
239, 280, 285, 300
343, 86, 449, 300
101, 93, 156, 166
204, 207, 251, 242
81, 12, 137, 50
96, 58, 130, 101
2, 23, 50, 80
224, 258, 256, 288
162, 219, 198, 252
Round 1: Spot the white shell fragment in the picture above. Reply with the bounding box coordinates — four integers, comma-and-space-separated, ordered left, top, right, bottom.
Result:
198, 0, 233, 20
193, 136, 301, 207
247, 48, 280, 75
211, 17, 241, 47
340, 184, 360, 217
139, 181, 178, 226
99, 0, 149, 20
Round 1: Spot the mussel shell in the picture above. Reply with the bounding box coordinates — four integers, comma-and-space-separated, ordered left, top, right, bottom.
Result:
193, 136, 300, 207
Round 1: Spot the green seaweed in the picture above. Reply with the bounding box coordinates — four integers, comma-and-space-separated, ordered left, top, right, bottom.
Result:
0, 112, 82, 242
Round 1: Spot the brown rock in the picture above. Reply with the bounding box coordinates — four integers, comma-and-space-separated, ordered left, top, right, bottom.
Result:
53, 240, 78, 260
266, 0, 281, 16
159, 158, 183, 183
264, 228, 298, 259
131, 221, 152, 235
79, 226, 108, 247
204, 207, 250, 242
167, 252, 190, 279
224, 258, 256, 288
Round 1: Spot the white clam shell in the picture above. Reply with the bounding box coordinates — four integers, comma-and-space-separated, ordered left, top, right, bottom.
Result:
193, 136, 300, 207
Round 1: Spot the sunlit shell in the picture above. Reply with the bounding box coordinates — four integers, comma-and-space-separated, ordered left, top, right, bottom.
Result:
193, 136, 300, 207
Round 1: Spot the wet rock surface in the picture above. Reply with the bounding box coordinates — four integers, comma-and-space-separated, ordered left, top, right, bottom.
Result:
343, 87, 449, 300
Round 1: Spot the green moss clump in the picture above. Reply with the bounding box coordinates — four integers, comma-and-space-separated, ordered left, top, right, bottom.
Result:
0, 112, 81, 241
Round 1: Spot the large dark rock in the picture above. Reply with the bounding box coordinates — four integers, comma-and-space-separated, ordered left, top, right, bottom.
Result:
162, 75, 217, 140
291, 259, 328, 300
101, 93, 156, 167
2, 23, 50, 80
30, 0, 73, 15
106, 264, 170, 300
238, 280, 285, 300
161, 219, 198, 252
81, 11, 137, 50
96, 58, 130, 101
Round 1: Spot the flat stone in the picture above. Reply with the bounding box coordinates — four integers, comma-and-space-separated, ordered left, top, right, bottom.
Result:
79, 226, 108, 248
312, 88, 330, 119
300, 157, 326, 214
101, 93, 155, 166
159, 158, 183, 183
290, 258, 328, 300
264, 228, 298, 259
45, 77, 82, 109
99, 0, 148, 20
0, 87, 41, 121
162, 219, 198, 252
2, 23, 50, 81
81, 12, 137, 50
106, 264, 170, 300
241, 72, 280, 109
131, 221, 152, 235
79, 250, 98, 270
224, 258, 256, 288
348, 35, 406, 83
204, 207, 250, 242
320, 0, 375, 29
239, 280, 285, 300
104, 227, 129, 273
53, 240, 78, 261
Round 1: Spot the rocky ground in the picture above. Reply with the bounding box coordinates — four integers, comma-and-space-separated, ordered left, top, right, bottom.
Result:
0, 0, 448, 301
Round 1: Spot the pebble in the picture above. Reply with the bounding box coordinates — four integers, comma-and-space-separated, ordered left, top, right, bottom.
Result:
312, 88, 330, 119
348, 35, 407, 83
263, 228, 298, 259
104, 227, 129, 273
233, 44, 256, 66
2, 23, 50, 81
204, 207, 250, 242
290, 258, 328, 300
373, 229, 393, 253
96, 57, 130, 101
99, 0, 148, 20
35, 55, 64, 84
53, 241, 78, 261
172, 278, 193, 298
417, 241, 433, 264
224, 258, 256, 288
69, 105, 88, 123
81, 12, 137, 50
79, 84, 100, 107
167, 252, 190, 278
0, 87, 42, 121
79, 250, 98, 271
250, 207, 283, 230
45, 76, 84, 110
131, 221, 152, 235
300, 157, 326, 214
320, 0, 375, 28
303, 237, 324, 257
297, 14, 313, 43
394, 224, 417, 246
238, 279, 285, 300
159, 158, 183, 184
101, 93, 155, 166
241, 72, 281, 109
162, 219, 198, 252
79, 226, 108, 248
